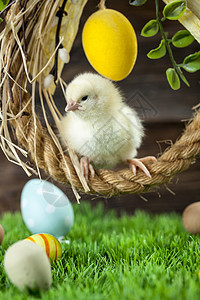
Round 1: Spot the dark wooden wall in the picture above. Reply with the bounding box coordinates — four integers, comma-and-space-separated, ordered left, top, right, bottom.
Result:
59, 0, 200, 122
0, 0, 199, 215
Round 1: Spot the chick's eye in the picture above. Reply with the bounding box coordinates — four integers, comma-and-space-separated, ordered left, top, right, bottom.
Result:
81, 95, 88, 101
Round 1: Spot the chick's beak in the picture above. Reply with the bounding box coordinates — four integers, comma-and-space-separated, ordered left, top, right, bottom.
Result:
65, 99, 80, 112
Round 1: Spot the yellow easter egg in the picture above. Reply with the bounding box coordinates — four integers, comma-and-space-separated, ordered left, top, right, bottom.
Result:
82, 8, 137, 81
25, 233, 62, 262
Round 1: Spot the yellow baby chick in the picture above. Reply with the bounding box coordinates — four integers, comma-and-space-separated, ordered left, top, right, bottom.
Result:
60, 73, 155, 180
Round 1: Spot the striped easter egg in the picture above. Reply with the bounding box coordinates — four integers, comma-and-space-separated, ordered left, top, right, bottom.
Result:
25, 233, 62, 262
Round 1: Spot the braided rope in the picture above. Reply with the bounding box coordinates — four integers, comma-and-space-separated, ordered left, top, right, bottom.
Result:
3, 0, 200, 197
10, 88, 200, 196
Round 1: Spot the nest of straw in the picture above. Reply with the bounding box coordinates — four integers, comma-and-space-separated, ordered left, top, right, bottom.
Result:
0, 0, 200, 201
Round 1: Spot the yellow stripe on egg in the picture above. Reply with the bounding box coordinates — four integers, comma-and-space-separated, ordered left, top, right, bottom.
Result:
25, 234, 62, 262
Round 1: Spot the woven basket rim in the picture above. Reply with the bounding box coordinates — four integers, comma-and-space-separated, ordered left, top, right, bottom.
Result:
1, 0, 200, 199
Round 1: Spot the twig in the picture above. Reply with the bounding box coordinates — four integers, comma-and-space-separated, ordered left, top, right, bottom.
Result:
98, 0, 106, 10
19, 0, 28, 116
19, 0, 30, 116
19, 0, 28, 58
0, 70, 3, 109
19, 67, 24, 115
6, 0, 31, 115
50, 0, 68, 83
7, 74, 14, 103
6, 41, 18, 105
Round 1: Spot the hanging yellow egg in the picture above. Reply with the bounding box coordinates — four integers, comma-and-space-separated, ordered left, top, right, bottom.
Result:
25, 233, 62, 262
82, 8, 138, 81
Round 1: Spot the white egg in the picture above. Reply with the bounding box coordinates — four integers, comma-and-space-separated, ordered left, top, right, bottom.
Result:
43, 74, 54, 89
20, 179, 74, 238
4, 240, 52, 292
59, 48, 70, 63
182, 202, 200, 234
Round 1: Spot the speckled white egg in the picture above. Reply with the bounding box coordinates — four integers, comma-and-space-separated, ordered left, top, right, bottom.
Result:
182, 202, 200, 234
21, 179, 74, 238
4, 240, 52, 292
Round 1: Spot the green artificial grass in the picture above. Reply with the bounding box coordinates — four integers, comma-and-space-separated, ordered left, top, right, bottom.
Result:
0, 202, 200, 300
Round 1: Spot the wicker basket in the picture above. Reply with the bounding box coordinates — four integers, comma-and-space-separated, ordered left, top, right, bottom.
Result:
0, 0, 200, 200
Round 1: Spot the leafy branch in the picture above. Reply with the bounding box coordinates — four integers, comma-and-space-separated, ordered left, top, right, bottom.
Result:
130, 0, 200, 90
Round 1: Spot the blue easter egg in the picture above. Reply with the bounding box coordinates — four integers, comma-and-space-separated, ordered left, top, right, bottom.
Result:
20, 179, 74, 238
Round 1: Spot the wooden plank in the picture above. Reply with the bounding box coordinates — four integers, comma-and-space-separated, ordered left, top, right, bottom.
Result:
187, 0, 200, 19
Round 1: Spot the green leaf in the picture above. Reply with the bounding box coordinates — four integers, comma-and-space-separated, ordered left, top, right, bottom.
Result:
166, 68, 180, 90
147, 40, 166, 59
176, 66, 190, 86
0, 0, 10, 11
163, 0, 186, 20
129, 0, 148, 6
182, 51, 200, 73
141, 20, 159, 37
172, 30, 194, 48
0, 18, 3, 22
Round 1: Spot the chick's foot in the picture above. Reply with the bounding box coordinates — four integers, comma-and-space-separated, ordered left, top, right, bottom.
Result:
127, 156, 156, 178
80, 157, 95, 181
